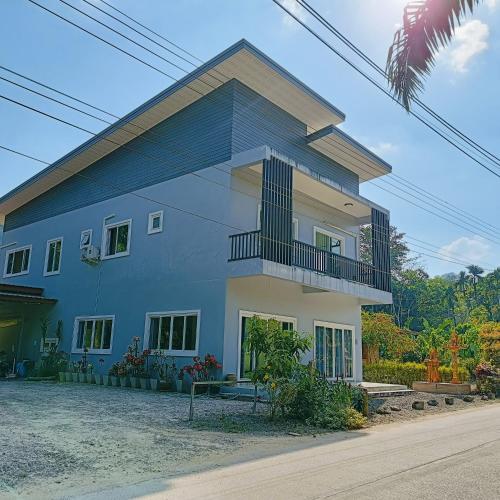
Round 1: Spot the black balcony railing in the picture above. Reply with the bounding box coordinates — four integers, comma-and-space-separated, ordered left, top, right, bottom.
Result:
229, 230, 376, 288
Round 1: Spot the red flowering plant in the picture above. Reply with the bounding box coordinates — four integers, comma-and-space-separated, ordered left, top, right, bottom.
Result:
179, 353, 222, 382
123, 337, 151, 378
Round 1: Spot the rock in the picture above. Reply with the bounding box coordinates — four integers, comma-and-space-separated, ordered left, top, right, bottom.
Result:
487, 393, 495, 400
288, 432, 301, 436
412, 401, 424, 410
463, 396, 474, 402
481, 395, 489, 401
390, 406, 401, 412
376, 408, 391, 415
445, 397, 454, 405
427, 400, 439, 406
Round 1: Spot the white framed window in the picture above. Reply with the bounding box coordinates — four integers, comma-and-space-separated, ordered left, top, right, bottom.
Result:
72, 316, 114, 354
80, 229, 93, 249
44, 237, 63, 276
3, 245, 31, 278
314, 320, 355, 380
102, 219, 131, 259
257, 204, 298, 239
238, 310, 297, 379
144, 310, 200, 356
314, 226, 345, 256
40, 337, 59, 353
147, 211, 164, 234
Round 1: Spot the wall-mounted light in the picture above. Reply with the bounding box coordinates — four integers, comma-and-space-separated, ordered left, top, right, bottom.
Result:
344, 202, 354, 207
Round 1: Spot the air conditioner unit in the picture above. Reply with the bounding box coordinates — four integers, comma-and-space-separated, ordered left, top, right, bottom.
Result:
81, 245, 100, 264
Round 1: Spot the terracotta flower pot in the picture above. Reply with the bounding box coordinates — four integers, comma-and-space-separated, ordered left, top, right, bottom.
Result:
78, 373, 87, 383
58, 372, 65, 383
139, 378, 149, 390
150, 378, 159, 391
102, 375, 110, 386
130, 376, 139, 389
65, 372, 72, 382
87, 374, 95, 384
176, 380, 183, 393
111, 376, 120, 387
94, 374, 103, 385
119, 376, 129, 388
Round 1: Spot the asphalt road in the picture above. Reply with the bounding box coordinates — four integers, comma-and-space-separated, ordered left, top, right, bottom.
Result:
77, 404, 499, 500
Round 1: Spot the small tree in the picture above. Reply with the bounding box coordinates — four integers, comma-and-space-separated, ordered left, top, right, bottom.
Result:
245, 316, 311, 419
362, 312, 416, 362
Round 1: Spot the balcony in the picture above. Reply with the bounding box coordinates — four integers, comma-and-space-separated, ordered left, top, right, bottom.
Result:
229, 230, 375, 288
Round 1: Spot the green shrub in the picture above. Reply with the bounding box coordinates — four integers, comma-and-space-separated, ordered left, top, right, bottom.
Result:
363, 360, 468, 387
281, 370, 366, 430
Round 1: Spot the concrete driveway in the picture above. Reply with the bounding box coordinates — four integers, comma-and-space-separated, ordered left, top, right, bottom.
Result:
76, 404, 500, 500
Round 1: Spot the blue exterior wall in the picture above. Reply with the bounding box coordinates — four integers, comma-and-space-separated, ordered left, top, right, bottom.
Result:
0, 78, 367, 373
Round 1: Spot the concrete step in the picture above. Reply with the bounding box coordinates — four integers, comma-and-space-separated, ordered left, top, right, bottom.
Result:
368, 389, 414, 398
360, 382, 409, 393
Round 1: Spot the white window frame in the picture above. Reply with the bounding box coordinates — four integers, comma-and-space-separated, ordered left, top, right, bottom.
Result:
40, 337, 59, 353
3, 244, 32, 278
147, 210, 164, 235
237, 310, 297, 380
43, 237, 63, 277
101, 218, 132, 260
71, 315, 115, 354
257, 203, 298, 239
313, 320, 355, 381
313, 226, 345, 256
144, 310, 200, 356
80, 229, 93, 250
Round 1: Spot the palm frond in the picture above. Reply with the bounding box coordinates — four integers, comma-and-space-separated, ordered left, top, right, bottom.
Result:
387, 0, 481, 111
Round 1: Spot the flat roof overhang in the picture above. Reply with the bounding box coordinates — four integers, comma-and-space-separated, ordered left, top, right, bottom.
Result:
0, 284, 57, 305
306, 125, 392, 182
0, 40, 345, 217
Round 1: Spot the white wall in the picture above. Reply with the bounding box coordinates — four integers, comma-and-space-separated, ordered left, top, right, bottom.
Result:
223, 275, 363, 382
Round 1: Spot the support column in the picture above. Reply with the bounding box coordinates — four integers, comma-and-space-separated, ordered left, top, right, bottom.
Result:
261, 156, 293, 265
371, 208, 391, 292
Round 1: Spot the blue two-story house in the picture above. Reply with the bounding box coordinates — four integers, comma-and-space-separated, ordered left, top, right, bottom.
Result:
0, 40, 392, 382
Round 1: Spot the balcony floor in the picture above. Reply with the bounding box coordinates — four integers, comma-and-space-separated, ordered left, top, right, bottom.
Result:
228, 258, 393, 305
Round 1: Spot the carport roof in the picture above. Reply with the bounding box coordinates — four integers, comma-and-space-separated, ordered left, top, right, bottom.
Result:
0, 284, 57, 305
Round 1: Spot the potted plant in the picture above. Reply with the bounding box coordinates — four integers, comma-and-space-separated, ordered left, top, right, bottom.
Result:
87, 363, 95, 383
109, 362, 120, 387
176, 369, 184, 393
118, 361, 129, 388
150, 350, 170, 391
95, 358, 105, 385
71, 362, 79, 383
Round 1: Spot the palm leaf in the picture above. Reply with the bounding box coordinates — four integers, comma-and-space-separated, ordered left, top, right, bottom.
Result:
387, 0, 481, 111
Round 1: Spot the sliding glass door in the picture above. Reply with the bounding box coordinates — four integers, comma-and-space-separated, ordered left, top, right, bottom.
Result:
315, 322, 354, 379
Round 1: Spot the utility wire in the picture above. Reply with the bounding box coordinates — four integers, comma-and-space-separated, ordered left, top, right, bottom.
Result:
23, 0, 500, 236
297, 0, 500, 168
2, 143, 492, 272
2, 70, 499, 247
271, 0, 500, 179
7, 3, 500, 244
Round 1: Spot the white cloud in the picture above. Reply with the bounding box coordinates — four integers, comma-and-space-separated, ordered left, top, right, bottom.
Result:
279, 0, 308, 29
368, 142, 398, 156
447, 20, 489, 73
439, 235, 491, 265
485, 0, 498, 10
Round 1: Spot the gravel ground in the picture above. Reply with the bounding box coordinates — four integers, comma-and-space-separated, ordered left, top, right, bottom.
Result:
368, 391, 497, 425
0, 381, 497, 499
0, 381, 316, 499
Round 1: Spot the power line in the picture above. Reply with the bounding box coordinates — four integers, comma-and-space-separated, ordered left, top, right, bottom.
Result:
271, 0, 500, 179
3, 68, 499, 247
22, 0, 500, 238
297, 0, 500, 169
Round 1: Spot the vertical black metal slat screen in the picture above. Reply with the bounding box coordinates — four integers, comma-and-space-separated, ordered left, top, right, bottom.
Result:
371, 208, 392, 292
261, 157, 293, 265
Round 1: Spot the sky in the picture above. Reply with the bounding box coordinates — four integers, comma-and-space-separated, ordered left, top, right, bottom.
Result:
1, 0, 499, 277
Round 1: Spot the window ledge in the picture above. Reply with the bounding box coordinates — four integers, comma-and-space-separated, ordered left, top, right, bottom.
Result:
3, 271, 29, 278
72, 349, 112, 355
101, 252, 130, 261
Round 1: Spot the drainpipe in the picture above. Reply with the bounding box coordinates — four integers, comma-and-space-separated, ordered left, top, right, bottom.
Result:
0, 214, 4, 246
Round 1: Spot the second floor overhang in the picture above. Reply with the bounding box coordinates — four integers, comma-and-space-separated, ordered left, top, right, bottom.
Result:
230, 146, 389, 224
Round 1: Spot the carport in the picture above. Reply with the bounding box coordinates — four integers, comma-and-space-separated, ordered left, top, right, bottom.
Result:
0, 284, 57, 375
